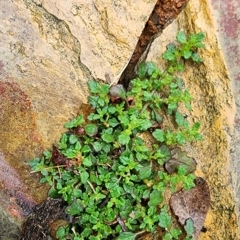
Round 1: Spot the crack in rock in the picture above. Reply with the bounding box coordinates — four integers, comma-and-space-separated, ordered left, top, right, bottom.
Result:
23, 0, 93, 86
119, 0, 190, 88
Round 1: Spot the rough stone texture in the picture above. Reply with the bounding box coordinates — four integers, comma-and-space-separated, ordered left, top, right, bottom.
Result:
36, 0, 157, 83
119, 0, 190, 87
208, 0, 240, 229
0, 0, 239, 239
0, 0, 157, 237
147, 0, 239, 239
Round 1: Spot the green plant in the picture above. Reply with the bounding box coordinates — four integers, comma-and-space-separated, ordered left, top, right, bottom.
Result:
30, 31, 205, 240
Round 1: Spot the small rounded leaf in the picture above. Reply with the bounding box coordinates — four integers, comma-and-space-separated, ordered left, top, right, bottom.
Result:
148, 190, 163, 206
84, 124, 98, 137
177, 31, 187, 44
138, 165, 152, 180
159, 211, 172, 229
117, 232, 136, 240
56, 226, 66, 238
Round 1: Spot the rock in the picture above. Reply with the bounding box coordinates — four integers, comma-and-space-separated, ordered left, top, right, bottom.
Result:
0, 0, 157, 237
0, 0, 239, 239
119, 0, 190, 88
30, 0, 156, 83
147, 0, 239, 239
209, 0, 240, 231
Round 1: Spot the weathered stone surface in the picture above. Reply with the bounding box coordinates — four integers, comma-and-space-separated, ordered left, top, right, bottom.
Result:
34, 0, 157, 83
0, 0, 239, 239
209, 0, 240, 230
119, 0, 190, 87
0, 0, 157, 237
147, 0, 239, 239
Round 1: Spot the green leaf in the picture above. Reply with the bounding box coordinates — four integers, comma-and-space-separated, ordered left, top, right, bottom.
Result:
88, 113, 100, 121
92, 141, 102, 152
182, 174, 195, 190
146, 62, 157, 76
89, 214, 98, 224
175, 111, 185, 127
69, 134, 79, 144
88, 80, 100, 93
81, 228, 92, 237
177, 31, 187, 44
143, 91, 152, 102
176, 133, 186, 145
90, 173, 102, 185
142, 189, 150, 199
110, 186, 123, 198
185, 101, 192, 110
88, 96, 99, 109
56, 226, 66, 238
159, 210, 171, 228
163, 233, 173, 240
117, 232, 136, 240
183, 50, 192, 59
138, 62, 148, 78
190, 32, 205, 48
152, 109, 162, 123
99, 83, 110, 95
138, 165, 152, 180
155, 145, 171, 163
74, 236, 81, 240
80, 170, 89, 183
43, 150, 51, 160
191, 52, 203, 62
66, 201, 83, 215
75, 141, 81, 151
58, 133, 68, 149
101, 142, 111, 153
81, 145, 91, 153
108, 106, 116, 114
192, 122, 200, 131
118, 132, 131, 145
170, 228, 182, 238
108, 118, 119, 127
166, 43, 176, 52
162, 51, 175, 61
64, 114, 85, 129
152, 129, 165, 142
119, 152, 132, 165
73, 188, 82, 198
148, 190, 163, 206
118, 114, 129, 126
29, 157, 41, 168
162, 43, 176, 61
83, 156, 93, 167
135, 119, 152, 131
48, 185, 59, 198
167, 102, 177, 113
184, 219, 195, 236
84, 124, 98, 136
105, 177, 118, 189
170, 82, 178, 89
102, 132, 114, 143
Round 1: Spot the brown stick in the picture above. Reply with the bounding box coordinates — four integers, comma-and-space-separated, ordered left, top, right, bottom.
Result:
118, 0, 190, 88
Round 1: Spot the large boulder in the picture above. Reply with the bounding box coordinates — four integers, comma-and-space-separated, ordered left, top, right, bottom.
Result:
147, 1, 239, 238
0, 0, 239, 239
0, 0, 156, 237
